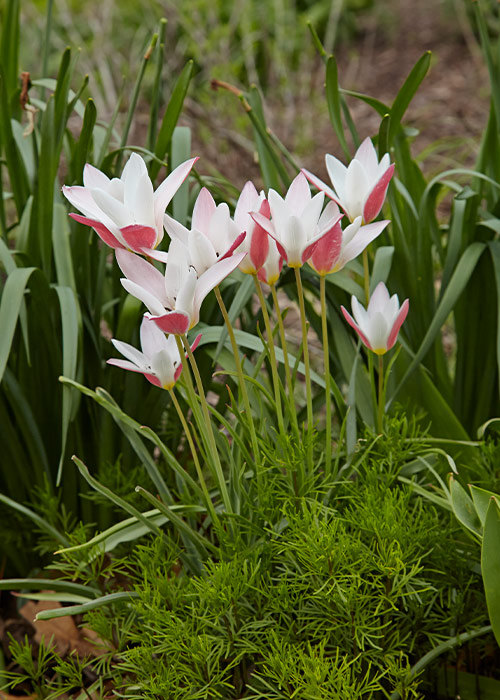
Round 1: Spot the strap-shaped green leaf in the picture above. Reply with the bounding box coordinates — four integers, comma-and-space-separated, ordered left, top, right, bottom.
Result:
482, 497, 500, 646
0, 266, 37, 383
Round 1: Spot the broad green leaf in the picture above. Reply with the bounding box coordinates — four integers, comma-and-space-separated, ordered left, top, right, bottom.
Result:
0, 266, 37, 383
171, 126, 191, 226
388, 51, 431, 146
482, 498, 500, 646
370, 246, 394, 292
53, 204, 77, 291
325, 56, 350, 159
150, 60, 194, 180
449, 475, 482, 537
0, 0, 20, 97
470, 484, 500, 528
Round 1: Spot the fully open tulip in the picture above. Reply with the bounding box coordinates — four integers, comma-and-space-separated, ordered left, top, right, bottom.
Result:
163, 187, 245, 275
341, 282, 409, 355
302, 138, 394, 224
116, 244, 245, 335
308, 208, 390, 276
63, 154, 197, 259
107, 316, 201, 389
250, 173, 343, 267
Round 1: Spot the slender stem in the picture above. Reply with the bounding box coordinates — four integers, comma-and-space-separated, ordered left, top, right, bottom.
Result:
253, 276, 285, 434
368, 352, 378, 428
294, 268, 313, 435
168, 388, 220, 529
180, 334, 232, 514
320, 276, 332, 475
362, 248, 370, 305
214, 286, 261, 469
377, 354, 384, 434
270, 282, 300, 437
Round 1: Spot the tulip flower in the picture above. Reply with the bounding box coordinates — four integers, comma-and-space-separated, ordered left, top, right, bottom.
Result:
63, 153, 198, 259
163, 187, 245, 275
232, 182, 273, 275
257, 236, 283, 285
116, 244, 246, 335
341, 282, 409, 355
250, 173, 343, 268
107, 316, 201, 389
302, 138, 394, 224
308, 207, 390, 276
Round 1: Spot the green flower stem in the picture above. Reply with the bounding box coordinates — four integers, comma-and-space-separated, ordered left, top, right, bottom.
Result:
294, 267, 313, 437
362, 248, 370, 305
168, 388, 220, 530
214, 286, 261, 468
253, 276, 285, 435
368, 352, 378, 428
320, 276, 332, 475
180, 334, 232, 515
377, 354, 384, 434
270, 282, 300, 438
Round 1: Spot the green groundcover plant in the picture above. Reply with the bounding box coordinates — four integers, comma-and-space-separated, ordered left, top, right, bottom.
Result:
3, 0, 500, 698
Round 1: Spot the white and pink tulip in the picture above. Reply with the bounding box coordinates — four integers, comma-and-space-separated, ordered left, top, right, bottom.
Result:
63, 153, 197, 260
341, 282, 409, 355
303, 137, 394, 224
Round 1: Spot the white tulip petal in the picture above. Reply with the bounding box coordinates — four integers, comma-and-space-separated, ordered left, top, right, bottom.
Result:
325, 154, 347, 202
283, 216, 306, 265
128, 171, 155, 229
110, 338, 147, 368
83, 164, 110, 190
188, 229, 218, 274
140, 316, 169, 358
368, 282, 391, 314
300, 192, 324, 238
192, 188, 216, 233
115, 249, 167, 304
354, 138, 379, 180
92, 188, 132, 228
234, 181, 260, 230
121, 278, 166, 317
344, 160, 369, 221
285, 172, 311, 216
163, 213, 190, 243
367, 311, 390, 350
175, 268, 197, 319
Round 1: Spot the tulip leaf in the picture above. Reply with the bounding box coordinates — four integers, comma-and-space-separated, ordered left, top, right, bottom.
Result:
477, 417, 500, 440
70, 98, 97, 183
325, 56, 350, 159
470, 485, 500, 528
388, 51, 431, 147
150, 59, 194, 181
390, 242, 486, 405
370, 246, 394, 292
488, 241, 500, 399
0, 493, 70, 547
340, 88, 389, 117
0, 66, 30, 215
214, 275, 254, 361
34, 591, 141, 621
171, 126, 192, 226
482, 497, 500, 646
0, 266, 37, 383
449, 475, 482, 537
0, 578, 99, 597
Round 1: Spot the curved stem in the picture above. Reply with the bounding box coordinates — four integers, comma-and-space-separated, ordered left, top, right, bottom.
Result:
253, 276, 285, 435
214, 286, 260, 470
294, 268, 313, 435
168, 388, 220, 529
320, 276, 332, 475
389, 625, 492, 700
270, 282, 300, 438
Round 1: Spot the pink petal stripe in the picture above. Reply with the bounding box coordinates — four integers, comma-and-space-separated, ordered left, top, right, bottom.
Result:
341, 306, 373, 350
219, 231, 247, 262
69, 213, 125, 249
362, 163, 395, 223
107, 359, 162, 387
146, 311, 191, 335
249, 201, 271, 270
301, 168, 339, 203
191, 333, 202, 352
120, 224, 158, 252
387, 298, 409, 350
309, 221, 342, 273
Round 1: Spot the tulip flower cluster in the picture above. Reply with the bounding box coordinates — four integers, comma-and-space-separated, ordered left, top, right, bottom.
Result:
63, 137, 408, 447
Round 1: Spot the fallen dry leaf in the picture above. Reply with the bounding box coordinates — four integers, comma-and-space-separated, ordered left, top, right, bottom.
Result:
19, 597, 102, 658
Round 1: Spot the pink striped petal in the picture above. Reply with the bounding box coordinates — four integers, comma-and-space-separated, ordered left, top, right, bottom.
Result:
301, 168, 339, 204
120, 224, 158, 252
249, 200, 271, 270
115, 249, 167, 303
341, 306, 373, 350
146, 311, 191, 335
69, 213, 125, 249
363, 164, 395, 223
387, 298, 409, 349
309, 221, 342, 274
220, 231, 247, 262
